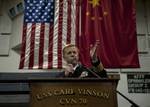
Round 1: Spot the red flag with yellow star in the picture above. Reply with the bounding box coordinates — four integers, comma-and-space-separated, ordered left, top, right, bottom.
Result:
79, 0, 139, 68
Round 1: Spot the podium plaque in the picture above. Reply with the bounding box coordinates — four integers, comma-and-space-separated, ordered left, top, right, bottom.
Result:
30, 77, 119, 107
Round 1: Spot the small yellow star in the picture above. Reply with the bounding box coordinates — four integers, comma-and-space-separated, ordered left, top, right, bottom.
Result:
98, 17, 103, 20
86, 12, 90, 16
91, 17, 95, 20
103, 11, 108, 16
89, 0, 101, 8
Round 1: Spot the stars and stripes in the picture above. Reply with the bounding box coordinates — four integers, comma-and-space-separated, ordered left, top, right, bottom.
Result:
19, 0, 80, 69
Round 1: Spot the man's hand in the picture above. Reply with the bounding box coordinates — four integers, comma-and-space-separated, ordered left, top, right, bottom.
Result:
64, 64, 74, 76
90, 40, 100, 61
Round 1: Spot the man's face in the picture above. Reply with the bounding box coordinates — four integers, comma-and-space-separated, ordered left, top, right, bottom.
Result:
63, 46, 79, 66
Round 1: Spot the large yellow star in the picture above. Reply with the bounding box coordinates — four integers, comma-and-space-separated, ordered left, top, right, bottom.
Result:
89, 0, 101, 8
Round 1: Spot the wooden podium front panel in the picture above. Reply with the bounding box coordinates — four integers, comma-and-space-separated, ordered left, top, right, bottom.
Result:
30, 80, 118, 107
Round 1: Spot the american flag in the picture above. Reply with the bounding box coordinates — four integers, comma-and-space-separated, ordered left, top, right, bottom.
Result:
19, 0, 80, 69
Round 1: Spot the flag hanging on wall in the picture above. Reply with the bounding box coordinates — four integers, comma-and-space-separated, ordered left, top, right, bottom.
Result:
80, 0, 140, 68
19, 0, 80, 69
20, 0, 139, 69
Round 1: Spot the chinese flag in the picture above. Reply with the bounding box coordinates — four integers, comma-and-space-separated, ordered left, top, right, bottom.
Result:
79, 0, 139, 68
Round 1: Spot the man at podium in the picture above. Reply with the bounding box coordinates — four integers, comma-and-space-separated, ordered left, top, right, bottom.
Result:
62, 41, 108, 78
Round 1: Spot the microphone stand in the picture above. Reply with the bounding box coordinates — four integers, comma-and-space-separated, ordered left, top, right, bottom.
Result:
116, 90, 140, 107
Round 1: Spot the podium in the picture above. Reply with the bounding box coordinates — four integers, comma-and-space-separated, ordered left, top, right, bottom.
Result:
30, 76, 119, 107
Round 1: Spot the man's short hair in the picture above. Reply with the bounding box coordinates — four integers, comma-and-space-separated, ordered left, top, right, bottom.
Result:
63, 44, 78, 55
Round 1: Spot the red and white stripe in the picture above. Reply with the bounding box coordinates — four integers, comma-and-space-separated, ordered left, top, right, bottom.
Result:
19, 0, 79, 69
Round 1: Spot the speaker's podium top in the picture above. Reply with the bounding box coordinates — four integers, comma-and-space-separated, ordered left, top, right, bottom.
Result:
30, 74, 120, 107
